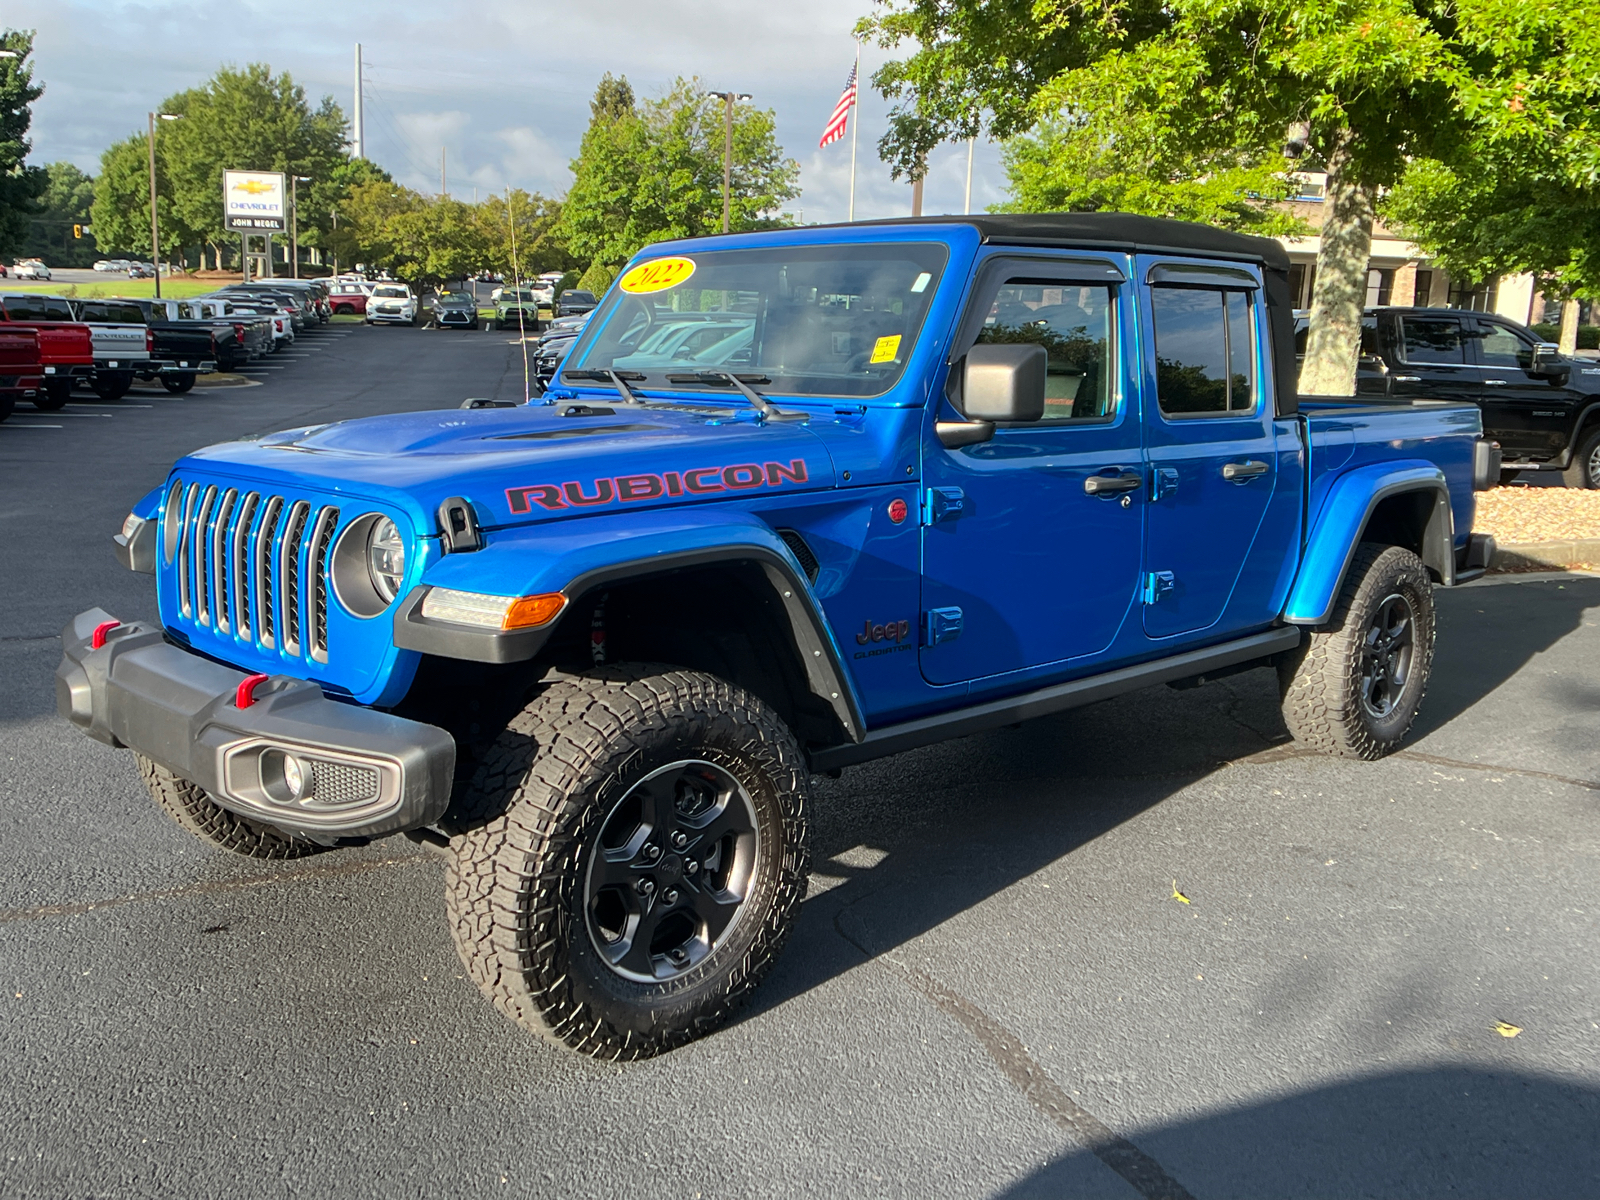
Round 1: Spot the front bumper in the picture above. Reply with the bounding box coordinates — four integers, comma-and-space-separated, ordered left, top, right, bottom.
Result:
56, 608, 456, 843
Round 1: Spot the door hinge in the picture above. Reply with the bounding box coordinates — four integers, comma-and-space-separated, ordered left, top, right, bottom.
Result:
1152, 467, 1180, 501
923, 486, 966, 525
924, 606, 964, 645
1142, 571, 1176, 605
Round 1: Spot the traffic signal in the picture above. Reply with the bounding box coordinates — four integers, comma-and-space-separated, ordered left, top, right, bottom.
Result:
73, 224, 82, 238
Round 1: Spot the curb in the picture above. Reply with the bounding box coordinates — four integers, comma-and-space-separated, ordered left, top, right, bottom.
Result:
1490, 537, 1600, 570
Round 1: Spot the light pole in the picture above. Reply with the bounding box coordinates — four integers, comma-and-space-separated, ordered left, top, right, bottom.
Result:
290, 175, 312, 278
709, 91, 751, 234
147, 112, 182, 298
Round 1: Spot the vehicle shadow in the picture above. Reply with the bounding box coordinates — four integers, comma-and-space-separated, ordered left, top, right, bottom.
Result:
995, 1065, 1600, 1199
749, 578, 1600, 1016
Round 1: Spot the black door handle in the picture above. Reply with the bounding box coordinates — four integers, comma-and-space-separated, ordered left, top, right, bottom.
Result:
1084, 470, 1143, 496
1222, 460, 1270, 481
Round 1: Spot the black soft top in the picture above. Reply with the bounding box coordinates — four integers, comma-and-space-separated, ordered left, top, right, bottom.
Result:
846, 212, 1290, 271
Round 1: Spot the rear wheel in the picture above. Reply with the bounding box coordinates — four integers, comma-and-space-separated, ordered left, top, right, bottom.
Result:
161, 373, 196, 394
0, 393, 13, 422
1562, 427, 1600, 489
92, 371, 133, 400
1278, 543, 1436, 759
33, 379, 70, 411
445, 665, 810, 1058
136, 754, 326, 859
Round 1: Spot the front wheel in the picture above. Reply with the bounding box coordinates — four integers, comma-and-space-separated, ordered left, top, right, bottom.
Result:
1278, 543, 1436, 759
136, 754, 326, 859
445, 665, 811, 1058
1562, 427, 1600, 489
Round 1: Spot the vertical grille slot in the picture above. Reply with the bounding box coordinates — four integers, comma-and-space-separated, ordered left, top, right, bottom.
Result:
211, 489, 238, 633
256, 496, 283, 648
231, 492, 259, 640
176, 483, 200, 617
193, 485, 218, 626
279, 500, 311, 656
307, 506, 340, 664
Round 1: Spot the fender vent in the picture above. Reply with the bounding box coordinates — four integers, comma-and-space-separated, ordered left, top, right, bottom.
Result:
776, 529, 820, 584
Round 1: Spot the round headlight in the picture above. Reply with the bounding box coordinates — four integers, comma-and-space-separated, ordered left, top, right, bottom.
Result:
367, 517, 405, 602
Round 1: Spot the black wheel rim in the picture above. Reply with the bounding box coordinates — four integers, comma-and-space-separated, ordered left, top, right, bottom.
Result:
1360, 591, 1416, 721
584, 759, 760, 983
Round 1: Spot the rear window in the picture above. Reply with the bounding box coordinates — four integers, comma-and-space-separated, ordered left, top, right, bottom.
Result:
1401, 317, 1466, 364
77, 302, 146, 324
3, 295, 75, 321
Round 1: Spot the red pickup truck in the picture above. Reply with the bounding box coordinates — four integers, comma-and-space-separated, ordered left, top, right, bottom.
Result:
0, 324, 44, 421
0, 292, 96, 410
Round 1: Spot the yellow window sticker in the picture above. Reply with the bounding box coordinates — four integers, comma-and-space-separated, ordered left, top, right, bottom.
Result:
618, 256, 697, 295
869, 335, 902, 364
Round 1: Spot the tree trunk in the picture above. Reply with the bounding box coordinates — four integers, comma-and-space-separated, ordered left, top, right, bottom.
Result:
1559, 294, 1581, 356
1299, 132, 1376, 397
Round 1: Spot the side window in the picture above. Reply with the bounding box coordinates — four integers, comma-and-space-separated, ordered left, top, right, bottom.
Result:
1472, 322, 1533, 370
974, 280, 1114, 421
1150, 287, 1256, 416
1401, 317, 1465, 364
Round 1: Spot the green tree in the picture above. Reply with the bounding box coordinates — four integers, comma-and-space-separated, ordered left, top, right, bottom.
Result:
861, 0, 1600, 395
22, 161, 96, 266
0, 29, 48, 260
334, 180, 426, 273
89, 134, 164, 257
303, 156, 392, 270
559, 75, 800, 273
384, 196, 488, 287
477, 189, 571, 283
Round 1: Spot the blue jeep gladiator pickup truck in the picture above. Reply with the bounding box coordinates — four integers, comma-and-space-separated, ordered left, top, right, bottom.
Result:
58, 214, 1498, 1058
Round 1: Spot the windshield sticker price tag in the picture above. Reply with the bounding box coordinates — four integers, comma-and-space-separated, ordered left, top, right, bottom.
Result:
619, 257, 697, 295
869, 335, 902, 364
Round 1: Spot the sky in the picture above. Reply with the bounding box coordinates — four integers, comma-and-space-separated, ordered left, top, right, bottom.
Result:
9, 0, 1010, 224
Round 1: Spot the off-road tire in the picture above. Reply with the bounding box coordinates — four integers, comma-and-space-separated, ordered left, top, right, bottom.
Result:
1562, 426, 1600, 489
136, 753, 327, 859
1278, 543, 1436, 759
33, 380, 70, 411
160, 373, 195, 395
444, 665, 810, 1059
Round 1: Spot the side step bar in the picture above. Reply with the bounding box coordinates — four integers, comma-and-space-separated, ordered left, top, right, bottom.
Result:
810, 626, 1302, 772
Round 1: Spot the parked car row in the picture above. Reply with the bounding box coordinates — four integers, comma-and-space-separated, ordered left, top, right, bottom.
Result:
0, 277, 338, 419
1295, 306, 1600, 488
93, 259, 158, 277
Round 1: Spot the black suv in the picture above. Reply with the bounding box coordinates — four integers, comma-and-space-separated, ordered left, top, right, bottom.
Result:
1296, 306, 1600, 487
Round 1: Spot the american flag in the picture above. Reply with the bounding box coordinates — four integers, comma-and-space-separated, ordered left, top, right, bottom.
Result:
819, 62, 857, 147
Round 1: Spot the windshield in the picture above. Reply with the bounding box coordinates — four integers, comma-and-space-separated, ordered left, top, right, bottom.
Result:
569, 242, 948, 398
502, 291, 534, 303
444, 292, 474, 303
374, 286, 408, 298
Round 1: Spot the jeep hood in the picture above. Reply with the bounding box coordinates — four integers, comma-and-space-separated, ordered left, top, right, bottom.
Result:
178, 401, 841, 531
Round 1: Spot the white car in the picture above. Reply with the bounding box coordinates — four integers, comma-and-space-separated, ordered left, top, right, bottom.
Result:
13, 260, 51, 280
365, 283, 418, 325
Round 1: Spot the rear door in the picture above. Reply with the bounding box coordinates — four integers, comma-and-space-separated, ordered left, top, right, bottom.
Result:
1137, 257, 1291, 640
919, 254, 1144, 686
1468, 316, 1580, 460
1390, 312, 1479, 404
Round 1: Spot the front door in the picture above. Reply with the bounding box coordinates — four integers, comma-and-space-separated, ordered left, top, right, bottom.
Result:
1137, 257, 1284, 640
1468, 316, 1581, 461
920, 256, 1144, 686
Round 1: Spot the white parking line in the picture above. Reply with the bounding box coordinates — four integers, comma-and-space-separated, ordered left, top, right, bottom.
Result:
2, 423, 64, 429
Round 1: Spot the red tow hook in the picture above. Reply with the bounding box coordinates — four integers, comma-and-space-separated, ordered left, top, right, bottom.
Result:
90, 620, 120, 649
235, 673, 271, 709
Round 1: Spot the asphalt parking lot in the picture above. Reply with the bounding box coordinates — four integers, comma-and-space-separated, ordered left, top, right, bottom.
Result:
2, 323, 1598, 1199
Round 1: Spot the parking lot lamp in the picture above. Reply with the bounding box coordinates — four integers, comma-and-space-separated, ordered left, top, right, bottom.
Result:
147, 112, 182, 298
709, 91, 751, 234
291, 175, 312, 279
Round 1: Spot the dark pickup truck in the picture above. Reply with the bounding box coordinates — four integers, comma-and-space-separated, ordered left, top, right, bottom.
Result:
115, 298, 235, 391
0, 293, 95, 410
1296, 306, 1600, 487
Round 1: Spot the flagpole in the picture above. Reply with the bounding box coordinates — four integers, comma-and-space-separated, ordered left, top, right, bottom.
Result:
848, 39, 859, 222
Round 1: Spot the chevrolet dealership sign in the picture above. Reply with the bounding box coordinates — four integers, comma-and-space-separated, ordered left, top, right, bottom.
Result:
223, 170, 287, 232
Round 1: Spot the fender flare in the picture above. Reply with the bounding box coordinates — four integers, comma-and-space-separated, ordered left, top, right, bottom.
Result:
1283, 462, 1454, 626
393, 511, 866, 742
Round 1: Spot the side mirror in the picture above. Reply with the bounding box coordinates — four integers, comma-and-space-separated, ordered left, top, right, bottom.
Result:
962, 343, 1048, 422
1531, 342, 1566, 377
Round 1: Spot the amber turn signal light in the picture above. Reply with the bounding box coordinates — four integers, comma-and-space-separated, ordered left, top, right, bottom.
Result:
503, 592, 566, 629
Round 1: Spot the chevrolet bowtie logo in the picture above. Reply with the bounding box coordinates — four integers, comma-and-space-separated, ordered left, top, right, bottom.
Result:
232, 180, 274, 195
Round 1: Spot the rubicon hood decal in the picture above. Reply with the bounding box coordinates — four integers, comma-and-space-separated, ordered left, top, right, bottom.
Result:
508, 459, 810, 513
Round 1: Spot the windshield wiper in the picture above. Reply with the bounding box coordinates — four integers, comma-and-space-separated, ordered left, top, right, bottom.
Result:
561, 368, 647, 406
663, 372, 808, 423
